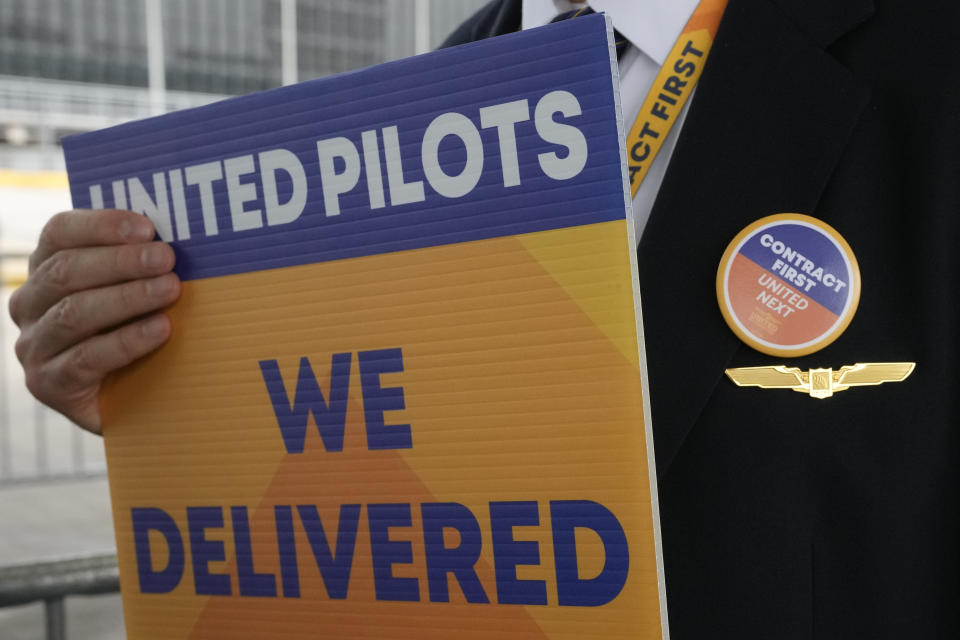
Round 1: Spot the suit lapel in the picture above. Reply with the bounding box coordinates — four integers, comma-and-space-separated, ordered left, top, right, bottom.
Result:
638, 0, 873, 476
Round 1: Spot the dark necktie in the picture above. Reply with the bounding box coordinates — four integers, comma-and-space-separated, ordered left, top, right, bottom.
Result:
550, 6, 630, 60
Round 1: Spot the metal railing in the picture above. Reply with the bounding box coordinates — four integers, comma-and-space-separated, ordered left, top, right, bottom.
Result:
0, 554, 120, 640
0, 74, 228, 135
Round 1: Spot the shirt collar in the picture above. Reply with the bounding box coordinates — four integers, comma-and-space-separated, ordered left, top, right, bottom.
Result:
521, 0, 701, 65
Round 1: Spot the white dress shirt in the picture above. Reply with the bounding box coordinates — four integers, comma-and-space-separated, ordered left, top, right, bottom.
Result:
522, 0, 700, 244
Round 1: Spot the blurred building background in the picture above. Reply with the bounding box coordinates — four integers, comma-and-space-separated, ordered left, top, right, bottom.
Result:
0, 0, 487, 171
0, 1, 488, 638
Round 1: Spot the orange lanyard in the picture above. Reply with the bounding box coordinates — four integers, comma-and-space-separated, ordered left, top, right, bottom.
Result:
624, 0, 728, 196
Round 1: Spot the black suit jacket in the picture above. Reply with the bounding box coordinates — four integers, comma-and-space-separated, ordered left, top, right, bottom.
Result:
443, 1, 959, 637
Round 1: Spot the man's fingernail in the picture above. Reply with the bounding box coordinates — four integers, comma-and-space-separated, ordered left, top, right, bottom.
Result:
145, 274, 177, 298
123, 216, 155, 242
141, 315, 169, 339
141, 244, 169, 270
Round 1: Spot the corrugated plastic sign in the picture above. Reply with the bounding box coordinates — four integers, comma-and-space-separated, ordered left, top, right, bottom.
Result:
63, 14, 667, 639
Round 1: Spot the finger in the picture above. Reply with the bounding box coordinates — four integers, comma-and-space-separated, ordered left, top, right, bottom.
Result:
29, 313, 172, 417
11, 242, 175, 325
20, 273, 181, 364
31, 209, 155, 272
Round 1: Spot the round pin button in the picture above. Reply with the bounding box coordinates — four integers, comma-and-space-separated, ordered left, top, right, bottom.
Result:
716, 213, 860, 357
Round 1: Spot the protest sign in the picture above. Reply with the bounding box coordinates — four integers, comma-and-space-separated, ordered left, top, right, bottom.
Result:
64, 14, 667, 639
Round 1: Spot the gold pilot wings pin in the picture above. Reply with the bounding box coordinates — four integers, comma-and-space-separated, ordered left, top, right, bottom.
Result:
725, 362, 915, 399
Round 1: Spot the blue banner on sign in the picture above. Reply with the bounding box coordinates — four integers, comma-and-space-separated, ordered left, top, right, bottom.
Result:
737, 223, 851, 315
63, 15, 625, 282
